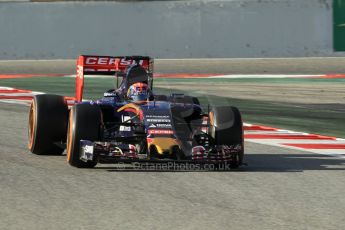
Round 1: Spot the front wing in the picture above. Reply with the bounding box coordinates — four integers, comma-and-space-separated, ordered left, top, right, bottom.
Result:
80, 140, 243, 165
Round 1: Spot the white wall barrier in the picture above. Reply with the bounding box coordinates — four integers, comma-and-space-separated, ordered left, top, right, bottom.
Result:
0, 0, 335, 59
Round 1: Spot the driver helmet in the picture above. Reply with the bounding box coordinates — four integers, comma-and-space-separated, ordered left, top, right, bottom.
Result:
127, 82, 150, 102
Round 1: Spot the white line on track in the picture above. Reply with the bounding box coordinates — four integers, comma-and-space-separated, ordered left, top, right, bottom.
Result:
246, 138, 345, 158
244, 123, 345, 158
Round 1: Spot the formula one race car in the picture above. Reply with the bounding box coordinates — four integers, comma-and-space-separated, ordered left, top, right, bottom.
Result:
28, 55, 244, 169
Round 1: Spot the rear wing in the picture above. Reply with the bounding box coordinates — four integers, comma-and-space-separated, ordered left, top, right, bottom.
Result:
76, 55, 154, 102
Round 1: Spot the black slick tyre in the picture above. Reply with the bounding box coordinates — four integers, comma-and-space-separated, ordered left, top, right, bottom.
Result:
209, 106, 244, 168
67, 104, 102, 168
28, 94, 68, 155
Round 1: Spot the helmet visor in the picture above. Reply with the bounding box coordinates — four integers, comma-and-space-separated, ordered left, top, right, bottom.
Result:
131, 92, 148, 101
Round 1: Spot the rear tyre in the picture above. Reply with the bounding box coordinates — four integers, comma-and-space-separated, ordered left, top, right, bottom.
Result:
67, 104, 102, 168
209, 106, 244, 168
28, 94, 68, 155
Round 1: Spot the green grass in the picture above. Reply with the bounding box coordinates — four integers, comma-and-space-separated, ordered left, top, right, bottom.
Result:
1, 76, 344, 138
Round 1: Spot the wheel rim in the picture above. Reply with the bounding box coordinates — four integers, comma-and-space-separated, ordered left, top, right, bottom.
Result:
66, 109, 74, 162
208, 111, 216, 139
28, 100, 36, 150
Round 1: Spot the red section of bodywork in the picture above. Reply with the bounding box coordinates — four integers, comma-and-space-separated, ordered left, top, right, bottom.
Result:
81, 55, 149, 73
148, 129, 174, 135
75, 56, 84, 102
146, 138, 153, 146
75, 55, 152, 102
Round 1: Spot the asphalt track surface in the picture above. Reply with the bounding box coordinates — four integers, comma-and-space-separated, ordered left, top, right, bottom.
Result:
1, 58, 345, 230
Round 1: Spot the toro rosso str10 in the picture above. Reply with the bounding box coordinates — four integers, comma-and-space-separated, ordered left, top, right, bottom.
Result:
28, 55, 244, 168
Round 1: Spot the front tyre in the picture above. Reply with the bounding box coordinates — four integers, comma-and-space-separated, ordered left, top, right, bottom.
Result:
209, 106, 244, 168
67, 104, 102, 168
